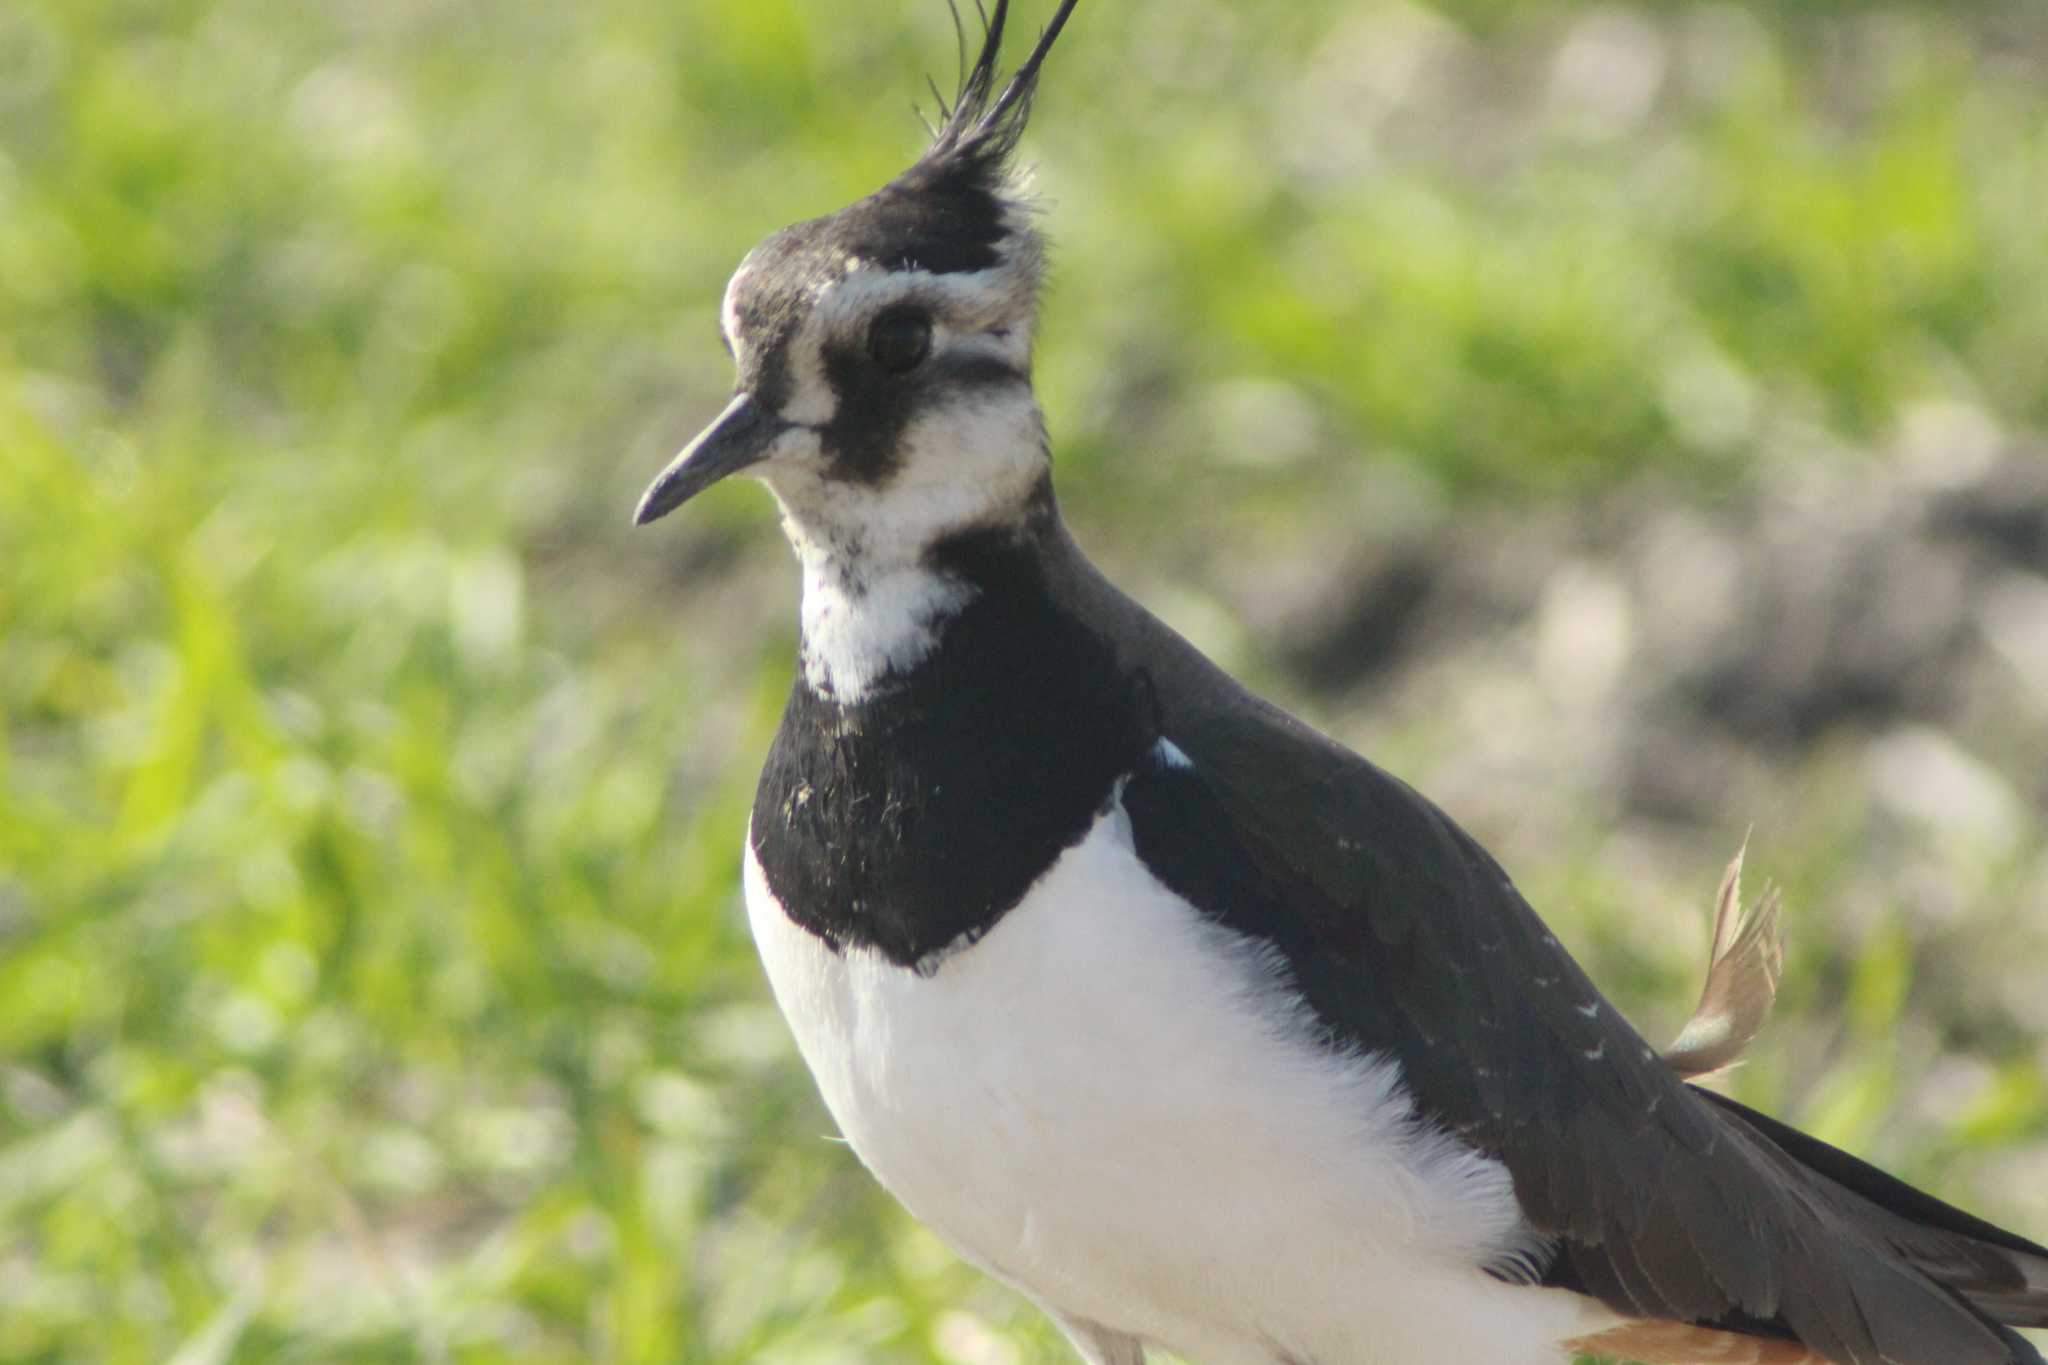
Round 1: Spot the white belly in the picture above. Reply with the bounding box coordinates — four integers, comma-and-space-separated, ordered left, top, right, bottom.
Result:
743, 799, 1601, 1364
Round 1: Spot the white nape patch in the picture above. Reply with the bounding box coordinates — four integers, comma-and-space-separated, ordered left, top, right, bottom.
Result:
744, 802, 1587, 1365
1153, 737, 1195, 771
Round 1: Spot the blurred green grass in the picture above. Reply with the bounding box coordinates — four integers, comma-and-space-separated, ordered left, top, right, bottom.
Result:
3, 0, 2045, 1361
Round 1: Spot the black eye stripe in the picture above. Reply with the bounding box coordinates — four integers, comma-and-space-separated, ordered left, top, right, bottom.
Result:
933, 351, 1026, 389
807, 334, 1030, 489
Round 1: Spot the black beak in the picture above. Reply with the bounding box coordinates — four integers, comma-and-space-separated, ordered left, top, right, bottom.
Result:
633, 393, 788, 526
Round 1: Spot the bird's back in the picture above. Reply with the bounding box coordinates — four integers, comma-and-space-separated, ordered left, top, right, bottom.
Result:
1040, 519, 2048, 1365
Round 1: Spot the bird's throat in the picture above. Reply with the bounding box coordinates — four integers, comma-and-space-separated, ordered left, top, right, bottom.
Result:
784, 476, 1057, 703
796, 555, 977, 703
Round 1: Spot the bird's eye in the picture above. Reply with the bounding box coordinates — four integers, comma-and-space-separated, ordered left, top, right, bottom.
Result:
867, 309, 933, 374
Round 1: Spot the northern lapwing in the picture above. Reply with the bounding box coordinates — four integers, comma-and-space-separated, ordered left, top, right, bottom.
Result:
633, 4, 2048, 1361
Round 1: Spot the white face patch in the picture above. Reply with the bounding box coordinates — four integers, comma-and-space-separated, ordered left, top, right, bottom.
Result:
778, 337, 838, 426
712, 230, 1051, 701
719, 255, 1037, 440
808, 261, 1033, 362
768, 378, 1044, 538
762, 380, 1047, 702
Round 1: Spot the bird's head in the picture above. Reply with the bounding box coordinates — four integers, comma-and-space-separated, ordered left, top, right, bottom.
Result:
635, 1, 1081, 579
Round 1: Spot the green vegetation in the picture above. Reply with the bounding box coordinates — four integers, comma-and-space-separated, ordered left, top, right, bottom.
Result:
3, 0, 2044, 1361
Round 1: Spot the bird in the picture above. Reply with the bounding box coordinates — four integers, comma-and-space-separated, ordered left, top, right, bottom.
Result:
632, 3, 2048, 1362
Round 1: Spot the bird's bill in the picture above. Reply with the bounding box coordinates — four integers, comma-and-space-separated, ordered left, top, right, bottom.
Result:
633, 392, 788, 525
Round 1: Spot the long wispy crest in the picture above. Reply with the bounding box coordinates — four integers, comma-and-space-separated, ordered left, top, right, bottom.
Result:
913, 0, 1082, 189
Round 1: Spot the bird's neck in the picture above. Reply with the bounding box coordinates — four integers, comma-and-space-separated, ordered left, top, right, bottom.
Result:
751, 491, 1149, 968
795, 555, 974, 703
785, 478, 1061, 704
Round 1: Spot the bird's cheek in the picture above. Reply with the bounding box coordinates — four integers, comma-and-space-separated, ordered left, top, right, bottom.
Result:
753, 427, 831, 492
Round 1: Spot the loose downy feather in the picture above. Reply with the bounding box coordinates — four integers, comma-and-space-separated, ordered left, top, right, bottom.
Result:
1662, 842, 1785, 1081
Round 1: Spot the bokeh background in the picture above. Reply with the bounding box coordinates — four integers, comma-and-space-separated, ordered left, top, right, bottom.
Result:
3, 0, 2046, 1361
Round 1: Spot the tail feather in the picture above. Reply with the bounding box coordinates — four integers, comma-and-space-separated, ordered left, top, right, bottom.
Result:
1697, 1087, 2048, 1350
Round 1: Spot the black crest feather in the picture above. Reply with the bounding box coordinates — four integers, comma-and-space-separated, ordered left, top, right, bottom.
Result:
762, 1, 1080, 278
911, 0, 1081, 192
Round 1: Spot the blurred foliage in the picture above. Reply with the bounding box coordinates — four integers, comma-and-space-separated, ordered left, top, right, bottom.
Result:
2, 0, 2045, 1362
